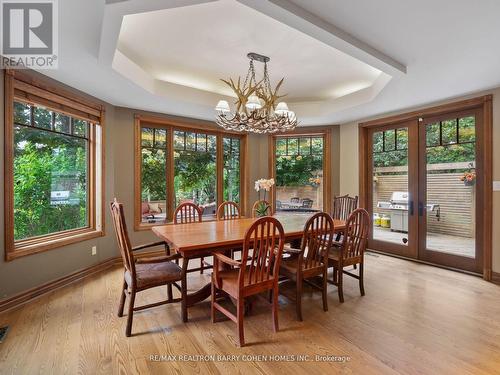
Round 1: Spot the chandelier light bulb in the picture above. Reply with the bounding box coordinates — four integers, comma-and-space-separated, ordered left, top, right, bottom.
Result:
215, 100, 230, 113
275, 102, 290, 116
245, 95, 262, 111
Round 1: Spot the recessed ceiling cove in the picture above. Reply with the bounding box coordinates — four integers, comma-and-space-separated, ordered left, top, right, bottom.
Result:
99, 0, 406, 121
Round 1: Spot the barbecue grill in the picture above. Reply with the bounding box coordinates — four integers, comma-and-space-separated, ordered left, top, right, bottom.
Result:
377, 191, 440, 232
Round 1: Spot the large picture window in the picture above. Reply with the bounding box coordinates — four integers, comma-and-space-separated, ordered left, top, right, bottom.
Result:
5, 72, 104, 260
135, 116, 246, 229
269, 130, 331, 215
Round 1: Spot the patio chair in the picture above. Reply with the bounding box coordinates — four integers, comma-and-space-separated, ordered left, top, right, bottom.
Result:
301, 198, 313, 208
290, 197, 300, 203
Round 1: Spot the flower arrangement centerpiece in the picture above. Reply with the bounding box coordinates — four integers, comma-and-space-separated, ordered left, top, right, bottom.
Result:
254, 178, 275, 217
460, 171, 476, 186
308, 177, 321, 187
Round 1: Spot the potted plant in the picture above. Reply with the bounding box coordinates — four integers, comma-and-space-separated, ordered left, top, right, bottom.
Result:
254, 178, 274, 217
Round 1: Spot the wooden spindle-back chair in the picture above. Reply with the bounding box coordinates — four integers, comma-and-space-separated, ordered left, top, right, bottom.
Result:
110, 199, 183, 337
327, 208, 370, 303
251, 200, 271, 218
173, 202, 209, 274
279, 212, 334, 320
332, 194, 358, 221
216, 201, 241, 221
211, 216, 285, 347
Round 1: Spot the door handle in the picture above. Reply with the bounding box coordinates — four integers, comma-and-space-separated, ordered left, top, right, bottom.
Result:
409, 200, 414, 216
418, 202, 424, 217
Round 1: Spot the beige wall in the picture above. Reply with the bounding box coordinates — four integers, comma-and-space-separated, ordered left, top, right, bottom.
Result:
337, 89, 500, 272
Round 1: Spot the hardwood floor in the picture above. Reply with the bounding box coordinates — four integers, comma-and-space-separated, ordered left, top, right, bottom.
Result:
1, 253, 500, 374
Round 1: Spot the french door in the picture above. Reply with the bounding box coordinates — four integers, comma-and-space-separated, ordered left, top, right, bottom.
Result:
365, 108, 484, 273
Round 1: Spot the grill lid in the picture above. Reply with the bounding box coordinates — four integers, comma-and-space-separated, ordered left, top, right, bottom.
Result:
390, 191, 409, 204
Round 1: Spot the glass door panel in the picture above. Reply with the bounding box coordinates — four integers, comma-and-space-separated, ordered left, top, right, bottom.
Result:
419, 112, 480, 272
369, 122, 418, 258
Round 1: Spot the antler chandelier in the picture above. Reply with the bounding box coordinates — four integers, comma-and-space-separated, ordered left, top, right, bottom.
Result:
215, 52, 298, 134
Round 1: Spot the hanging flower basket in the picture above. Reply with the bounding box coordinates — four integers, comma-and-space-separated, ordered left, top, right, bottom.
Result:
460, 171, 476, 186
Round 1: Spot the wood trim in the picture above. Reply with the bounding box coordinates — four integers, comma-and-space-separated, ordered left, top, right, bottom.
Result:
0, 249, 164, 313
492, 272, 500, 285
4, 72, 105, 260
4, 72, 15, 260
324, 129, 332, 213
7, 69, 104, 113
134, 116, 248, 230
359, 95, 492, 128
268, 135, 276, 214
482, 97, 493, 281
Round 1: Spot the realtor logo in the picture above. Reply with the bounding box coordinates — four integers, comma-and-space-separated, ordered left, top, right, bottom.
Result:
1, 0, 58, 69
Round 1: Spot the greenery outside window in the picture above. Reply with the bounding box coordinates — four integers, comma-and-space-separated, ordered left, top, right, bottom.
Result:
5, 72, 105, 260
134, 116, 246, 229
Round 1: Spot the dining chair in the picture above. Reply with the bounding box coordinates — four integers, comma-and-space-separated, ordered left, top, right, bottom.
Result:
251, 200, 271, 218
216, 201, 241, 221
332, 194, 359, 250
110, 199, 183, 337
279, 212, 334, 321
211, 216, 285, 347
174, 202, 208, 274
332, 194, 358, 221
327, 208, 370, 303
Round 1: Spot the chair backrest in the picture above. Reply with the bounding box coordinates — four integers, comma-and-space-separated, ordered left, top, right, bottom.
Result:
217, 201, 241, 221
240, 216, 285, 287
174, 202, 202, 224
290, 197, 300, 203
110, 199, 136, 277
333, 194, 358, 221
301, 198, 313, 208
251, 200, 271, 218
341, 208, 370, 260
299, 212, 334, 269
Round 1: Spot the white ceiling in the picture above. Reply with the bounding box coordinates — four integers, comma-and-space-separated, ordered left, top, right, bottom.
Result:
38, 0, 500, 126
117, 0, 382, 102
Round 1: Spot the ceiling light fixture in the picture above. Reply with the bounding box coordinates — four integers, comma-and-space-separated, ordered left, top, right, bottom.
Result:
215, 52, 297, 134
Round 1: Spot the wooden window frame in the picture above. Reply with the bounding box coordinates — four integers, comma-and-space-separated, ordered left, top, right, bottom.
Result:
4, 70, 105, 261
268, 128, 332, 214
358, 95, 493, 280
134, 114, 247, 231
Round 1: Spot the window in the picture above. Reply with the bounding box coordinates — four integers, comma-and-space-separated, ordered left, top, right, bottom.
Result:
5, 72, 104, 260
271, 132, 331, 214
174, 130, 217, 218
135, 117, 246, 229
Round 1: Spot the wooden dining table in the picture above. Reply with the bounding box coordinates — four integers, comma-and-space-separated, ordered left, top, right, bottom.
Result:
152, 214, 346, 322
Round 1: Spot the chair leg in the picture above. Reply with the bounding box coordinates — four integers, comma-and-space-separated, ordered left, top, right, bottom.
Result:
211, 279, 216, 323
181, 258, 189, 323
359, 263, 365, 296
167, 284, 173, 302
322, 267, 328, 312
125, 290, 136, 337
200, 257, 204, 274
118, 280, 127, 317
272, 285, 279, 333
296, 276, 303, 321
237, 298, 245, 347
353, 264, 357, 270
338, 267, 344, 303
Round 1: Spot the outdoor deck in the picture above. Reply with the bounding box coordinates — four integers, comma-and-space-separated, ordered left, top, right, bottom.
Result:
373, 227, 475, 258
